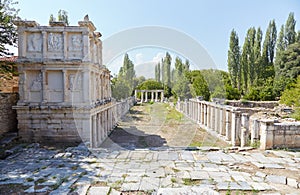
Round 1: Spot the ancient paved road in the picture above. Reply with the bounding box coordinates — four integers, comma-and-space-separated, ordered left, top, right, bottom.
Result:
0, 103, 300, 194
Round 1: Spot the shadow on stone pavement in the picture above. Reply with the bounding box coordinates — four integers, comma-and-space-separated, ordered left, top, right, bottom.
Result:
101, 126, 167, 150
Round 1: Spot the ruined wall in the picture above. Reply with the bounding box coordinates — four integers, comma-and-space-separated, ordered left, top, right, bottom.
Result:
0, 93, 18, 135
177, 99, 300, 149
226, 100, 278, 109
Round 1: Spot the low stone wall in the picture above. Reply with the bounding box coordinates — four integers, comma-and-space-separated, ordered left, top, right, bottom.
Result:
259, 120, 300, 149
176, 99, 300, 149
226, 100, 278, 109
0, 93, 18, 135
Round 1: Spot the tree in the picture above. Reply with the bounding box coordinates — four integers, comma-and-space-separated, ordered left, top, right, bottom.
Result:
227, 29, 241, 90
253, 27, 262, 83
163, 52, 171, 86
172, 57, 191, 99
280, 75, 300, 107
162, 52, 172, 96
137, 79, 163, 90
241, 27, 256, 93
275, 41, 300, 80
0, 0, 19, 57
155, 62, 161, 83
49, 9, 69, 25
58, 10, 69, 25
284, 12, 296, 46
187, 70, 210, 101
296, 30, 300, 42
111, 53, 136, 100
261, 20, 277, 79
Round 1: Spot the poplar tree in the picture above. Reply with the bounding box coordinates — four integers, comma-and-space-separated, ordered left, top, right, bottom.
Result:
261, 20, 277, 79
253, 27, 262, 83
284, 12, 296, 46
227, 29, 241, 89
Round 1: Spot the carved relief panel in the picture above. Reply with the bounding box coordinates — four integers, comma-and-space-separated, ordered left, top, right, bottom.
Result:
26, 33, 42, 58
27, 71, 42, 102
47, 32, 63, 59
68, 33, 83, 59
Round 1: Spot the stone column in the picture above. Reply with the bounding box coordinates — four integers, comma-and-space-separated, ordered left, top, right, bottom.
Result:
91, 115, 97, 148
100, 112, 104, 141
145, 91, 148, 102
241, 113, 249, 147
19, 72, 26, 102
83, 70, 90, 103
260, 120, 275, 150
63, 32, 67, 59
42, 31, 47, 59
155, 91, 158, 102
41, 70, 47, 103
214, 106, 219, 132
210, 105, 215, 130
161, 91, 164, 102
97, 113, 102, 142
141, 91, 144, 103
82, 31, 90, 62
62, 69, 67, 102
206, 104, 210, 128
250, 117, 260, 145
225, 109, 231, 141
134, 90, 137, 100
231, 110, 241, 146
220, 108, 226, 136
151, 91, 154, 102
202, 103, 206, 125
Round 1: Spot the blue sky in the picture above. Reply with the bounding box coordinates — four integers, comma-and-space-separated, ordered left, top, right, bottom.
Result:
15, 0, 300, 74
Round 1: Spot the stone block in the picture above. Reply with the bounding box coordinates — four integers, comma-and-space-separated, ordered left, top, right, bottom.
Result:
265, 174, 286, 184
287, 178, 298, 188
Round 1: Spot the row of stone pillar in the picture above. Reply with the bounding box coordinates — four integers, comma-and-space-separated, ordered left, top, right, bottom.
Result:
134, 90, 164, 103
90, 97, 135, 148
177, 99, 245, 147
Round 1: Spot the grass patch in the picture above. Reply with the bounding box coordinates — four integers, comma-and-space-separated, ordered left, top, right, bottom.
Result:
110, 180, 123, 190
25, 178, 34, 182
171, 177, 177, 183
250, 140, 260, 148
71, 165, 78, 170
35, 178, 46, 184
182, 178, 201, 186
165, 106, 183, 122
290, 108, 300, 121
189, 128, 229, 148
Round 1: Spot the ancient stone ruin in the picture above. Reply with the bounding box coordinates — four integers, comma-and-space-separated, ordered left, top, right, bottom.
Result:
177, 99, 300, 149
12, 18, 134, 147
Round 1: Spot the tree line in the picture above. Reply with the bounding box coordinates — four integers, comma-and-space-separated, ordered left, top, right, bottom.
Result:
228, 12, 300, 101
112, 52, 211, 101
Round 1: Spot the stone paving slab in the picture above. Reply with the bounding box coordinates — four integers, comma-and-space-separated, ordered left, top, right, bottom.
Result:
1, 143, 300, 194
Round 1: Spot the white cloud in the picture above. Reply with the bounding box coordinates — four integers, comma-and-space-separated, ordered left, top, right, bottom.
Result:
135, 53, 144, 65
152, 52, 164, 64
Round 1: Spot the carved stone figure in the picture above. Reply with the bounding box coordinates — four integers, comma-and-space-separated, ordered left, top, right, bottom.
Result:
27, 33, 42, 52
48, 33, 62, 51
69, 35, 82, 51
31, 73, 42, 91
